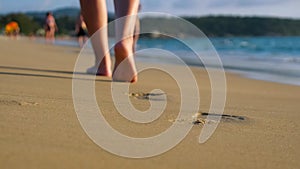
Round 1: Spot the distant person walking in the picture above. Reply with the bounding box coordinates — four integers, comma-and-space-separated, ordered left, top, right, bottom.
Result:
75, 13, 88, 48
44, 12, 58, 43
5, 21, 20, 39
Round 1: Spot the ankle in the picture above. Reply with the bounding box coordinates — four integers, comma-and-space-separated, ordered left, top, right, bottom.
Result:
114, 40, 133, 60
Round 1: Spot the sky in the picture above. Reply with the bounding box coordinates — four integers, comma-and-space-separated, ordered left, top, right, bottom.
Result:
0, 0, 299, 18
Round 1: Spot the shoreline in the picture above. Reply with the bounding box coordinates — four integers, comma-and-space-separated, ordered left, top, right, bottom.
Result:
29, 35, 300, 87
1, 35, 300, 87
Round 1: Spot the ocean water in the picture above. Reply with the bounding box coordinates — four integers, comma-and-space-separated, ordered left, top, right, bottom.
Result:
54, 36, 300, 86
136, 36, 300, 86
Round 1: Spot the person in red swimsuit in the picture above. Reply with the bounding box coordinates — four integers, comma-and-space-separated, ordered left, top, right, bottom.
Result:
44, 12, 58, 43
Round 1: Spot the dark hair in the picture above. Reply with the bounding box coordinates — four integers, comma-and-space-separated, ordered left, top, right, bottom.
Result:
46, 12, 52, 17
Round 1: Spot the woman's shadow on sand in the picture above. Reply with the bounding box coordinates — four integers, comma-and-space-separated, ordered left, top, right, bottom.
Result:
0, 65, 111, 82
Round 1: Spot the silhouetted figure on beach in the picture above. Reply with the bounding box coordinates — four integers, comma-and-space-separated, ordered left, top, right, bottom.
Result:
5, 21, 20, 39
75, 13, 88, 48
45, 12, 58, 43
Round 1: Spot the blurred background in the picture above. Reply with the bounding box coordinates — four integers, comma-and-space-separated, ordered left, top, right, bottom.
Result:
1, 0, 299, 36
0, 0, 300, 85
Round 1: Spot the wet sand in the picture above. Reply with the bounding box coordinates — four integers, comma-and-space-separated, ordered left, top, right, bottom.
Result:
0, 37, 299, 169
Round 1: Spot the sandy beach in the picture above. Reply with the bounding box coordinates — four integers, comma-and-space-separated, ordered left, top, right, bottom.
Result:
0, 37, 299, 169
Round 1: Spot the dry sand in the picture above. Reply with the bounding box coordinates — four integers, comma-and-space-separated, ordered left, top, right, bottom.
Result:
0, 37, 299, 169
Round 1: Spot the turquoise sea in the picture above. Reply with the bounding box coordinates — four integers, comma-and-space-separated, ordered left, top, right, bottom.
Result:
53, 36, 300, 86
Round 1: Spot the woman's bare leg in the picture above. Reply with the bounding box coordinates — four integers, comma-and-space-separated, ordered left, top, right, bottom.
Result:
113, 0, 139, 82
80, 0, 112, 76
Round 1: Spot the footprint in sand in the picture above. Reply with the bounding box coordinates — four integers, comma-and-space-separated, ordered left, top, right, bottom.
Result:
201, 112, 246, 122
125, 92, 246, 125
127, 92, 166, 100
168, 112, 247, 125
18, 101, 39, 106
0, 99, 38, 106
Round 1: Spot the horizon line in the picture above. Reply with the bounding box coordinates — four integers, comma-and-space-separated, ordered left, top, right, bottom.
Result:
0, 6, 299, 20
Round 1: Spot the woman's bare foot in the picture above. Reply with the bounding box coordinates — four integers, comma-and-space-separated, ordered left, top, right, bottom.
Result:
113, 55, 137, 83
87, 59, 112, 77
